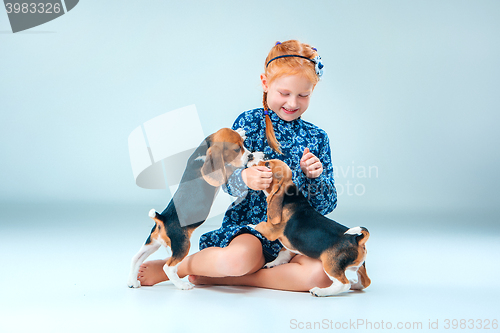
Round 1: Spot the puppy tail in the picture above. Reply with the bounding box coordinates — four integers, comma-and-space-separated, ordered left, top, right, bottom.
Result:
148, 209, 163, 224
344, 226, 369, 245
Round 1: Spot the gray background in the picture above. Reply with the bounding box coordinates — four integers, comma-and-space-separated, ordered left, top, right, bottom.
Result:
1, 0, 499, 217
1, 1, 499, 332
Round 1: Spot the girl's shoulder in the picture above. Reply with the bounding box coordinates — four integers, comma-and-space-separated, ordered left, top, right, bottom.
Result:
299, 118, 329, 140
233, 108, 264, 123
232, 108, 265, 132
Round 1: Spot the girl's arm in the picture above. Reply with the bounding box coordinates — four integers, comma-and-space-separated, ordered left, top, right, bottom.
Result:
221, 167, 248, 198
294, 135, 338, 215
221, 116, 259, 198
222, 165, 272, 197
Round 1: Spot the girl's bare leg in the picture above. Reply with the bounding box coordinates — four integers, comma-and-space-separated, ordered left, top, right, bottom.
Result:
190, 254, 333, 292
138, 233, 265, 286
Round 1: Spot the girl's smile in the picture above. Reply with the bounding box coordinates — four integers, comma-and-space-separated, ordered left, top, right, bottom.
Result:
261, 74, 315, 122
282, 106, 299, 114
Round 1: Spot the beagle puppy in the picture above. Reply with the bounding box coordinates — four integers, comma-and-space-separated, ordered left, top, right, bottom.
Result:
128, 128, 255, 290
253, 159, 371, 297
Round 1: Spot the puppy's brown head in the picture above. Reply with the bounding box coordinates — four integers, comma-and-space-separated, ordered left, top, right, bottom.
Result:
201, 128, 247, 187
257, 159, 294, 225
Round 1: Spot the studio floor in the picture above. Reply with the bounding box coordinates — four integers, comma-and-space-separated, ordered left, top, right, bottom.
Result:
1, 203, 499, 333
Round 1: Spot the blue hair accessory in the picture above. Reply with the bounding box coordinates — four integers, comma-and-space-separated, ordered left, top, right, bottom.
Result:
275, 41, 281, 46
311, 56, 324, 78
264, 109, 269, 115
266, 54, 324, 78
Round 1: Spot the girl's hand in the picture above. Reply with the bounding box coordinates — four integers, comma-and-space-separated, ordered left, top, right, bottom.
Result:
242, 165, 273, 191
300, 148, 323, 179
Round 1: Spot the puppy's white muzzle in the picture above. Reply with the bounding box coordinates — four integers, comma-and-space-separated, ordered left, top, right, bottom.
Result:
246, 152, 265, 167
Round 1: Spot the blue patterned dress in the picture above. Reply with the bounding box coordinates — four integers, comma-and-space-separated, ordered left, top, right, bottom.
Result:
199, 108, 338, 262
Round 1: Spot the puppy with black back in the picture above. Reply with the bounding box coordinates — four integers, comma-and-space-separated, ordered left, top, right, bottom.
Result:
253, 159, 371, 297
127, 128, 262, 290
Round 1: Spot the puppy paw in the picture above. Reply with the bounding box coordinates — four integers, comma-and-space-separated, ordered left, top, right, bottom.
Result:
309, 287, 326, 297
309, 283, 350, 297
173, 281, 195, 290
263, 257, 290, 269
263, 262, 283, 269
349, 279, 364, 290
128, 279, 141, 288
264, 249, 293, 268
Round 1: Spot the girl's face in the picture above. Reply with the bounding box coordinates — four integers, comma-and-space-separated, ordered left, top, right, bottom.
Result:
261, 74, 315, 122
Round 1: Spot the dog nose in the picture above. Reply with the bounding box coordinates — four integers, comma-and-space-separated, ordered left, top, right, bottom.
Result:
248, 154, 254, 161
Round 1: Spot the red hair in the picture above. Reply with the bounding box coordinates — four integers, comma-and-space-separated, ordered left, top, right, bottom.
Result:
263, 40, 320, 154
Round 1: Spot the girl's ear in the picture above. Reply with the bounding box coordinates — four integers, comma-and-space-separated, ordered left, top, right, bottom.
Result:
260, 74, 269, 92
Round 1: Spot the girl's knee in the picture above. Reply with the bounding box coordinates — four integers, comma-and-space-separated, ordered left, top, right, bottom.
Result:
216, 244, 263, 276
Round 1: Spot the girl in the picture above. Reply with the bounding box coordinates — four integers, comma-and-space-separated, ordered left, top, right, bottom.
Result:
138, 40, 338, 292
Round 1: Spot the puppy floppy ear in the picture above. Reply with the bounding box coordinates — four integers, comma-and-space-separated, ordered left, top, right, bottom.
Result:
266, 177, 286, 225
201, 145, 227, 187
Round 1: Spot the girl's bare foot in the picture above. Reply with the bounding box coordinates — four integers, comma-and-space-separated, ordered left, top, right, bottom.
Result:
138, 260, 169, 286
